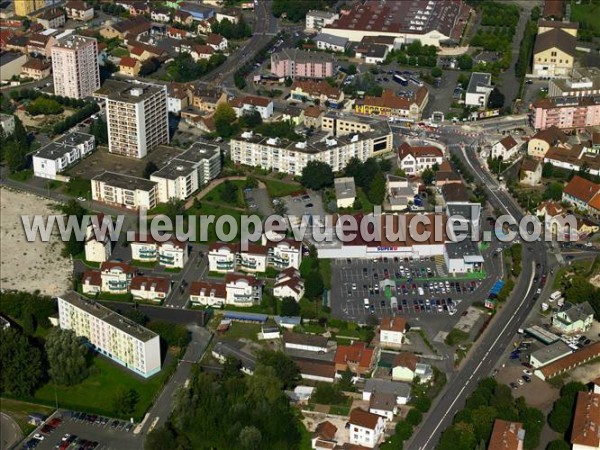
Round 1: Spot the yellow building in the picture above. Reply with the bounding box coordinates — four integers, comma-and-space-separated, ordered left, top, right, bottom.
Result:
527, 126, 569, 159
14, 0, 46, 17
533, 21, 577, 78
355, 88, 429, 122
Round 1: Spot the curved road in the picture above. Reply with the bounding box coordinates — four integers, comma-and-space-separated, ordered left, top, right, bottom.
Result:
408, 143, 550, 450
1, 413, 22, 450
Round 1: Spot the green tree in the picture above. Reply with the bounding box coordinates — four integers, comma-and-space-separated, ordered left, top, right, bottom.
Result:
22, 311, 37, 335
421, 168, 435, 185
143, 161, 159, 179
312, 383, 347, 405
487, 88, 505, 109
457, 54, 473, 70
214, 103, 237, 138
300, 161, 334, 190
90, 117, 108, 145
4, 140, 28, 172
163, 198, 186, 222
240, 110, 263, 129
406, 408, 423, 426
239, 426, 262, 450
0, 328, 43, 397
45, 328, 89, 386
544, 182, 563, 201
338, 369, 355, 392
222, 355, 243, 380
304, 270, 324, 299
220, 179, 240, 205
280, 297, 300, 316
546, 440, 571, 450
347, 64, 357, 75
113, 387, 139, 416
542, 162, 554, 178
367, 172, 386, 204
256, 350, 299, 389
431, 66, 443, 78
60, 200, 86, 257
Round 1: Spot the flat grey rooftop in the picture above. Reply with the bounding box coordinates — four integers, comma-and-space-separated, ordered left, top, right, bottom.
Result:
151, 159, 197, 180
95, 79, 165, 103
177, 142, 220, 163
93, 171, 157, 191
55, 131, 95, 147
60, 291, 158, 342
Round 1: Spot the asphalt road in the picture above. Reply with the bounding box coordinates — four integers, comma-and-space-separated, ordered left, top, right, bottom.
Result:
407, 142, 550, 450
1, 412, 22, 450
204, 0, 279, 87
138, 325, 212, 435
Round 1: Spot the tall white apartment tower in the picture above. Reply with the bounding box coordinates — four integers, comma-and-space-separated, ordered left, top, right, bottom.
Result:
51, 35, 100, 99
95, 80, 169, 159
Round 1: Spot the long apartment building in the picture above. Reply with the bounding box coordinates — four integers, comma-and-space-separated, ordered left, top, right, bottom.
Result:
51, 35, 100, 99
531, 95, 600, 130
95, 79, 169, 158
230, 124, 392, 176
149, 142, 221, 203
32, 131, 95, 180
91, 171, 158, 209
58, 291, 161, 378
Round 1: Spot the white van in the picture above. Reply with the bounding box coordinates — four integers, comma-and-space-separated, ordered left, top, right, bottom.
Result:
417, 287, 424, 296
549, 291, 562, 302
364, 298, 370, 308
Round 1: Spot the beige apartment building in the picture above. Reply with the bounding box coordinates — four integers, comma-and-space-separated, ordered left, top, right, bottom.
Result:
14, 0, 46, 17
95, 80, 169, 158
51, 35, 100, 99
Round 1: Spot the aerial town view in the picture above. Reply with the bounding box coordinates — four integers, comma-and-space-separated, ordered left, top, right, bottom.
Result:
1, 0, 600, 449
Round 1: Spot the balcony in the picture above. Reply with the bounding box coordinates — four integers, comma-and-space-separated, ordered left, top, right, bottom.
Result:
216, 260, 235, 269
159, 254, 175, 264
107, 280, 128, 290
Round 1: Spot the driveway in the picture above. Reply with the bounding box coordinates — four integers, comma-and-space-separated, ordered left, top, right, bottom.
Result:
138, 325, 212, 435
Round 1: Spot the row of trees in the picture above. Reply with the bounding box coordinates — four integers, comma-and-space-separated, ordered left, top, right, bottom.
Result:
271, 0, 335, 22
146, 352, 302, 450
344, 157, 393, 206
1, 115, 30, 173
166, 52, 227, 83
210, 17, 251, 40
438, 378, 544, 450
515, 7, 541, 78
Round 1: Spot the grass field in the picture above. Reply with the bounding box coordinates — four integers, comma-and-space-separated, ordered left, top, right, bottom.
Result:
0, 398, 55, 436
30, 355, 173, 420
222, 322, 262, 341
260, 178, 303, 198
570, 1, 600, 37
203, 180, 247, 209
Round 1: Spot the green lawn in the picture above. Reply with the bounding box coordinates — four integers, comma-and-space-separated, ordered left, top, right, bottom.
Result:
0, 398, 55, 436
8, 170, 33, 182
31, 355, 174, 420
222, 322, 261, 341
131, 260, 157, 269
260, 178, 303, 198
570, 1, 600, 38
187, 203, 246, 243
63, 176, 92, 198
203, 180, 247, 208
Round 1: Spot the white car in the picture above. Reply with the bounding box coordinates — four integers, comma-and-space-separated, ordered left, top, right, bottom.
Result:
33, 434, 45, 441
523, 369, 532, 376
352, 283, 357, 290
517, 378, 524, 386
536, 288, 541, 295
77, 196, 86, 202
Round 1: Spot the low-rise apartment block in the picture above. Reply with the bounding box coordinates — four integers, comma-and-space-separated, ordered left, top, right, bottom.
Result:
548, 67, 600, 98
189, 274, 262, 307
305, 10, 339, 32
488, 419, 525, 450
32, 131, 96, 180
150, 142, 221, 203
273, 268, 304, 301
130, 234, 188, 269
58, 291, 161, 378
64, 1, 95, 22
531, 96, 600, 131
270, 48, 335, 80
84, 214, 112, 263
289, 80, 344, 108
21, 58, 51, 80
230, 127, 392, 176
208, 239, 303, 274
571, 391, 600, 450
334, 177, 356, 208
130, 276, 171, 301
91, 172, 158, 210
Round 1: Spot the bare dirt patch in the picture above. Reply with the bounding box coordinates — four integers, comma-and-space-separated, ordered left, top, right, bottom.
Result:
0, 187, 72, 296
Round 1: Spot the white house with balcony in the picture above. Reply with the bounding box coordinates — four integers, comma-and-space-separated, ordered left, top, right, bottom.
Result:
265, 238, 303, 270
273, 268, 304, 301
130, 276, 171, 301
130, 234, 188, 269
208, 242, 238, 273
224, 273, 262, 307
100, 262, 136, 294
189, 281, 227, 307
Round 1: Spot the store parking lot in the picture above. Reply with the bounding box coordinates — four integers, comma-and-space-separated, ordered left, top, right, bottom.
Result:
21, 412, 142, 450
331, 257, 484, 320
